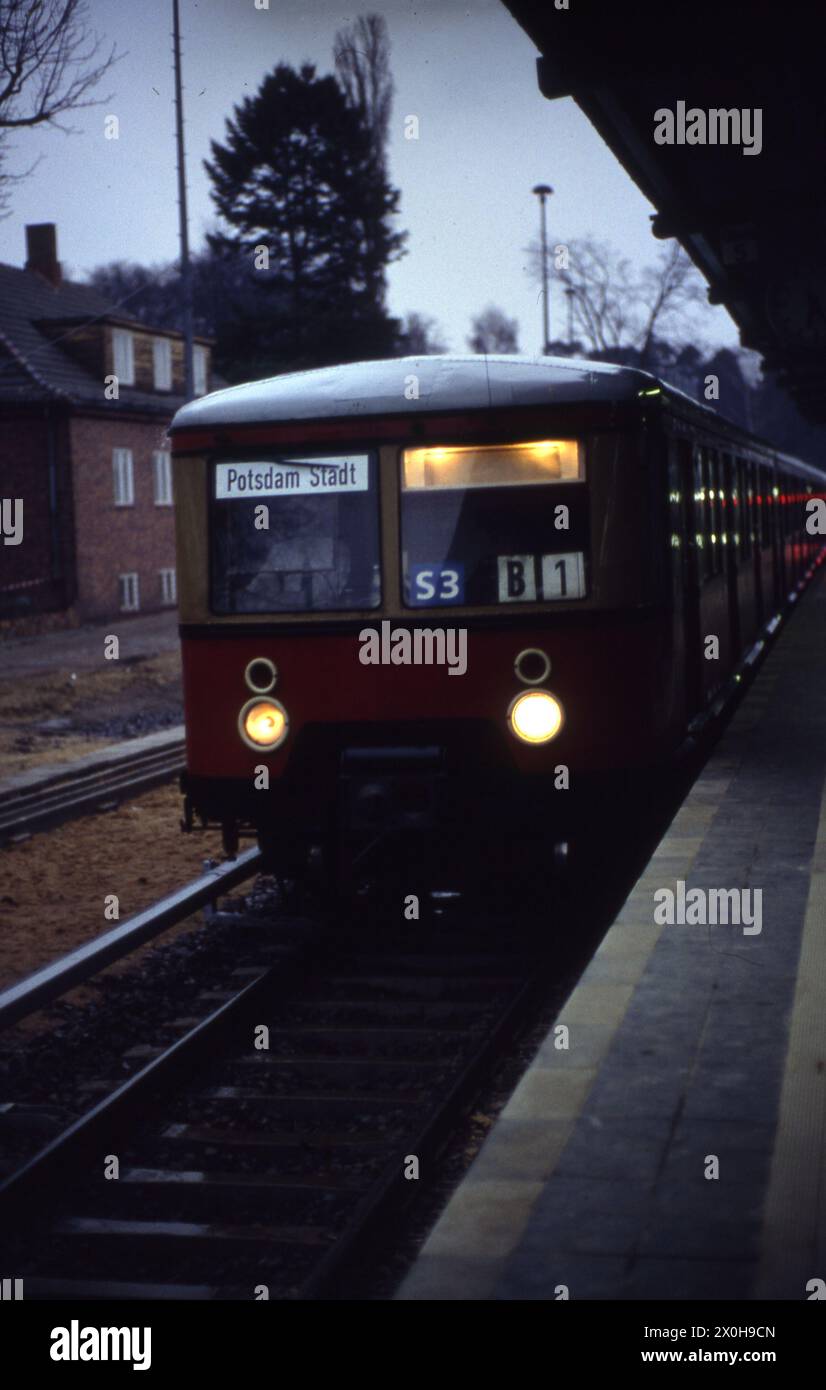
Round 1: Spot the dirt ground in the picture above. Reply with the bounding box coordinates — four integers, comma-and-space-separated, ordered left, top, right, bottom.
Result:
0, 614, 183, 779
0, 783, 229, 989
0, 613, 236, 991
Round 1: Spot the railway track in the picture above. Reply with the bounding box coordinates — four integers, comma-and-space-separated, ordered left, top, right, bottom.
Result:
0, 728, 185, 844
0, 892, 549, 1300
0, 738, 689, 1300
0, 589, 800, 1302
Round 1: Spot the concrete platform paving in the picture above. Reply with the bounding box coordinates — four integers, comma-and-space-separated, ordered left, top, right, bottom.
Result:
397, 576, 826, 1301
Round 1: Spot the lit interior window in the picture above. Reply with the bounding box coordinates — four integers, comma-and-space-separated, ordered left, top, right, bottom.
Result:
402, 440, 583, 490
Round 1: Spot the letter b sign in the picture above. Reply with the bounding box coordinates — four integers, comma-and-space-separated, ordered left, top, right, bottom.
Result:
498, 555, 536, 602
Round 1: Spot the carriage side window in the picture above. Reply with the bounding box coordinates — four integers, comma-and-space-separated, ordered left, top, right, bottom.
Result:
736, 459, 751, 560
400, 440, 588, 607
696, 448, 715, 581
667, 447, 683, 554
719, 452, 733, 564
803, 483, 814, 539
693, 449, 709, 581
745, 464, 756, 556
759, 466, 773, 548
786, 475, 797, 538
703, 447, 717, 572
782, 475, 790, 538
210, 455, 381, 614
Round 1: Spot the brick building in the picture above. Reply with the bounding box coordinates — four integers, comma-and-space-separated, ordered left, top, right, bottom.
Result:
0, 223, 212, 635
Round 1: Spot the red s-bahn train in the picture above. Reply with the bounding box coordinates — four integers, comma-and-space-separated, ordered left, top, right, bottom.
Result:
168, 355, 826, 895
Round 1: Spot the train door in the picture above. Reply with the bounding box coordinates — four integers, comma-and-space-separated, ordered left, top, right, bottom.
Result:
676, 437, 703, 719
767, 464, 783, 609
765, 466, 776, 607
758, 463, 776, 619
699, 445, 730, 699
750, 462, 764, 624
736, 458, 758, 645
723, 453, 741, 659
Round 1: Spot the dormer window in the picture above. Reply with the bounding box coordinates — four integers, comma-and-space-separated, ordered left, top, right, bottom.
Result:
153, 336, 172, 391
193, 344, 208, 397
112, 328, 135, 386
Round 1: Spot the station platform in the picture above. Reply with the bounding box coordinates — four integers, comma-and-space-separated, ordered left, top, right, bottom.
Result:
397, 573, 826, 1301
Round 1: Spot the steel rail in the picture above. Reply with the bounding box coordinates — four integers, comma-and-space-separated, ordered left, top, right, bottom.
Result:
0, 738, 186, 842
300, 965, 542, 1299
0, 952, 304, 1220
0, 925, 536, 1298
0, 847, 262, 1030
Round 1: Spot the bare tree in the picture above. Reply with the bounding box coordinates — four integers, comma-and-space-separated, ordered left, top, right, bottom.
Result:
333, 13, 393, 172
0, 0, 118, 212
398, 311, 448, 355
636, 241, 708, 367
468, 305, 520, 354
558, 239, 636, 353
527, 235, 708, 361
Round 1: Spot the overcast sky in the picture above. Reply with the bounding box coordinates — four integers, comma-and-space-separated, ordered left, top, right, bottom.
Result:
0, 0, 740, 357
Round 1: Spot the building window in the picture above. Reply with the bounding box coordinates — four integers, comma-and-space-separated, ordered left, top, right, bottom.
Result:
159, 568, 177, 605
112, 448, 134, 506
153, 449, 173, 505
153, 336, 172, 391
193, 344, 208, 396
119, 572, 140, 612
112, 329, 135, 385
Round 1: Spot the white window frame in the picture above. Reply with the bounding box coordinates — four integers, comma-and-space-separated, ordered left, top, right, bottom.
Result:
153, 449, 173, 506
112, 448, 134, 506
159, 567, 177, 605
193, 343, 208, 396
119, 572, 140, 612
112, 328, 135, 386
152, 336, 172, 391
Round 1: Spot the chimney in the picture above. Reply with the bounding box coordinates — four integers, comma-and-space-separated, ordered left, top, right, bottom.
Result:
25, 223, 62, 287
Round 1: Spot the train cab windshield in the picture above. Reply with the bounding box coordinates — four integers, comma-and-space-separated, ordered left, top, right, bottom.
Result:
210, 453, 381, 613
401, 439, 589, 607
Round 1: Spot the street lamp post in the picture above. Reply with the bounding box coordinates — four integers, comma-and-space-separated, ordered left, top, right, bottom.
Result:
565, 286, 576, 348
532, 183, 553, 353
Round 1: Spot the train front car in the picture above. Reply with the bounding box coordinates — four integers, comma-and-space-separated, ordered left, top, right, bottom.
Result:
168, 356, 684, 898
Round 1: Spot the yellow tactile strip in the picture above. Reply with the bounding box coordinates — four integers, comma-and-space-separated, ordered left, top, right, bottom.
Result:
754, 776, 826, 1300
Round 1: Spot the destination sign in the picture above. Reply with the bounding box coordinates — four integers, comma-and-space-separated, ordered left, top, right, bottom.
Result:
215, 457, 369, 499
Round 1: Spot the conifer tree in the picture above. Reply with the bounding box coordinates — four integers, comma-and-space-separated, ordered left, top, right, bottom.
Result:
204, 62, 406, 374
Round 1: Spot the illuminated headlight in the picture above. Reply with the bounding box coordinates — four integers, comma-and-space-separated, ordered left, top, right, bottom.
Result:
508, 690, 563, 744
239, 697, 288, 751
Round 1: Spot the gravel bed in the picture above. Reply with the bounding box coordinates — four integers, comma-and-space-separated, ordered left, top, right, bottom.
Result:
215, 1062, 440, 1097
0, 879, 284, 1179
26, 1237, 321, 1293
177, 1096, 413, 1137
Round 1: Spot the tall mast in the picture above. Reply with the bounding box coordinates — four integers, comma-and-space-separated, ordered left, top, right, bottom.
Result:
173, 0, 194, 401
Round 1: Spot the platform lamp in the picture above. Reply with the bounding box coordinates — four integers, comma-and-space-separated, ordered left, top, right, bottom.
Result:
532, 184, 553, 353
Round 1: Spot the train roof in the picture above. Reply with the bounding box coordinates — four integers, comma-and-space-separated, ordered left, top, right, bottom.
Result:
168, 353, 825, 480
169, 354, 663, 431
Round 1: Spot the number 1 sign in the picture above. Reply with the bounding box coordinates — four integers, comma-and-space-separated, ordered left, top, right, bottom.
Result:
497, 552, 586, 602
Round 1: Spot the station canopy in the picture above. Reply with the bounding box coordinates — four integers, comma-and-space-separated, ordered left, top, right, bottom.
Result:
504, 0, 826, 421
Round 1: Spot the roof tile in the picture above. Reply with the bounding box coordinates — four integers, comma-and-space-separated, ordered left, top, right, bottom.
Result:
0, 262, 184, 416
